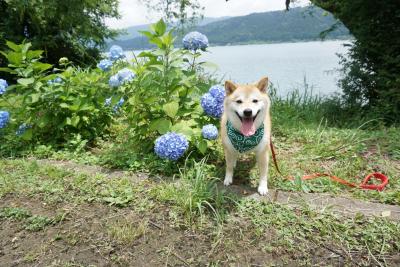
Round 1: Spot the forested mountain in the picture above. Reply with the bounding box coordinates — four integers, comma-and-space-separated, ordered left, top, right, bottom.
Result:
108, 7, 350, 50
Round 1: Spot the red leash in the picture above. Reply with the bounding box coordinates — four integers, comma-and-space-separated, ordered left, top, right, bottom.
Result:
269, 138, 389, 191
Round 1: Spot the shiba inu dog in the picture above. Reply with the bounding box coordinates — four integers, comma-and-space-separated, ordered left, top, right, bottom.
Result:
221, 77, 271, 195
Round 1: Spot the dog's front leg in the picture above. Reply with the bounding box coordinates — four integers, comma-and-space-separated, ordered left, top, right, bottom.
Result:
256, 149, 269, 195
224, 149, 237, 186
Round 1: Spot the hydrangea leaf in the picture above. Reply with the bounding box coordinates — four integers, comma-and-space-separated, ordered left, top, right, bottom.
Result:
21, 128, 33, 141
153, 19, 167, 36
196, 139, 208, 154
28, 93, 40, 104
171, 121, 194, 138
17, 78, 34, 86
163, 101, 179, 118
150, 118, 172, 134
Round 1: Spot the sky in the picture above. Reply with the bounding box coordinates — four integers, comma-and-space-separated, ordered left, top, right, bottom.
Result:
106, 0, 310, 29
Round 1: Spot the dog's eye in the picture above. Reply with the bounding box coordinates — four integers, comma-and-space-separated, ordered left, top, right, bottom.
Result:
253, 99, 258, 103
236, 100, 242, 104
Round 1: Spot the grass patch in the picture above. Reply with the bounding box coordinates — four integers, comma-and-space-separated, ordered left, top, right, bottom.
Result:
236, 199, 400, 266
0, 207, 31, 221
0, 206, 65, 231
0, 159, 154, 210
107, 218, 148, 245
152, 158, 236, 224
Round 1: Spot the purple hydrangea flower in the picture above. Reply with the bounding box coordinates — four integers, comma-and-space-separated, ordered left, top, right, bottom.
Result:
0, 79, 8, 95
154, 132, 189, 161
202, 124, 218, 140
0, 110, 10, 129
97, 59, 113, 71
182, 31, 209, 51
109, 45, 125, 61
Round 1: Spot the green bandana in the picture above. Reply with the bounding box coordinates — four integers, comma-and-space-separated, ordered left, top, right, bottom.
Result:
226, 121, 264, 153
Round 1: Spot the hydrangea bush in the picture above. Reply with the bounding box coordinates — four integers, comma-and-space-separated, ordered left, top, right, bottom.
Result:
119, 20, 220, 160
0, 41, 118, 144
0, 22, 221, 163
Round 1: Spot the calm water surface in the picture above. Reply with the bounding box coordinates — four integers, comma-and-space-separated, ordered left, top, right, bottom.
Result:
130, 40, 350, 96
201, 40, 349, 96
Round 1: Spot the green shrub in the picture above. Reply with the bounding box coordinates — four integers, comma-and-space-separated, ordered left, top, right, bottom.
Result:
0, 41, 117, 146
124, 20, 220, 157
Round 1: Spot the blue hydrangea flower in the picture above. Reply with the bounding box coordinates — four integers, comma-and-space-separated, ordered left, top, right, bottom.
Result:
182, 31, 209, 51
97, 59, 113, 71
154, 132, 189, 161
109, 75, 120, 88
208, 85, 225, 104
0, 110, 10, 129
105, 97, 112, 106
109, 68, 135, 88
16, 123, 30, 136
201, 93, 223, 118
113, 97, 124, 112
202, 124, 218, 140
47, 77, 63, 85
200, 85, 225, 118
109, 45, 125, 61
0, 79, 8, 95
118, 68, 135, 83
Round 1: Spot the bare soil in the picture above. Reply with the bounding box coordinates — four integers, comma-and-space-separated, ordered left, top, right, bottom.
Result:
0, 194, 293, 267
1, 159, 399, 266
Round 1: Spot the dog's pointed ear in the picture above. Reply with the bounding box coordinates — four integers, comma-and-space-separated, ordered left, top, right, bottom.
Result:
225, 80, 237, 95
256, 77, 268, 93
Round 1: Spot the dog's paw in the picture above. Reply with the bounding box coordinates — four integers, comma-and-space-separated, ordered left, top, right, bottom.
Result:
258, 183, 269, 195
223, 176, 233, 186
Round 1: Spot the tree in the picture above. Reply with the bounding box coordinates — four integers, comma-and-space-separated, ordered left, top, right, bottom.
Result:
139, 0, 204, 32
0, 0, 121, 66
310, 0, 400, 122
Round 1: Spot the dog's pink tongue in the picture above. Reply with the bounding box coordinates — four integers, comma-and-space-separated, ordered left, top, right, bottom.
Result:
240, 118, 255, 136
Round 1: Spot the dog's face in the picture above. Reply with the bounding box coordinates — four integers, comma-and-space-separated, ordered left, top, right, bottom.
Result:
224, 77, 270, 137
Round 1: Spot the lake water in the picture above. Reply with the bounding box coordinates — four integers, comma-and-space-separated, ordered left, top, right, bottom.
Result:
201, 40, 350, 96
130, 40, 350, 96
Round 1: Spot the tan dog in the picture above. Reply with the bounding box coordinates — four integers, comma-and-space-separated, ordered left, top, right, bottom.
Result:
221, 77, 271, 195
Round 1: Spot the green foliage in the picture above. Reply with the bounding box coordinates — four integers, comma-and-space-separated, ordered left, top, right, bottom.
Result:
0, 0, 120, 66
311, 0, 400, 123
0, 41, 115, 147
124, 20, 219, 157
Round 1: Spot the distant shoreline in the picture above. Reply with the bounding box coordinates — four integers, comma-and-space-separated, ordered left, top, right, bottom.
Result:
117, 38, 354, 52
204, 37, 353, 48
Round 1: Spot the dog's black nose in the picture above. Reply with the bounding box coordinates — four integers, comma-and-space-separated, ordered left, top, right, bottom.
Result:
243, 109, 252, 117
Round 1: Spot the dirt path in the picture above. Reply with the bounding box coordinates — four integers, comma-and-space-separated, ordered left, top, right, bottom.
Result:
37, 159, 400, 221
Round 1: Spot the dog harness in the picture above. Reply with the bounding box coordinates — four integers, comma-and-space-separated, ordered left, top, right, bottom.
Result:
226, 121, 264, 153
